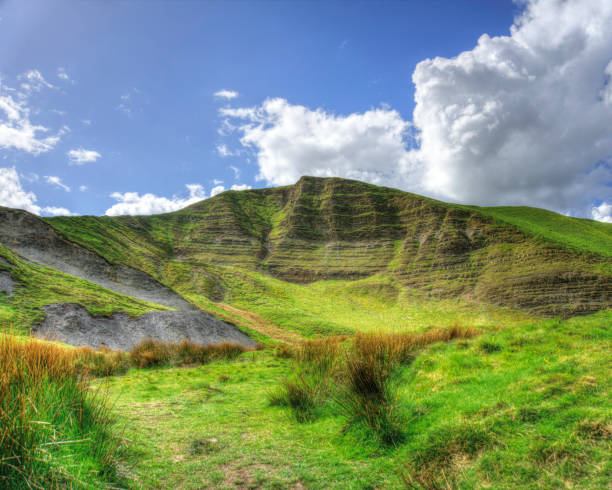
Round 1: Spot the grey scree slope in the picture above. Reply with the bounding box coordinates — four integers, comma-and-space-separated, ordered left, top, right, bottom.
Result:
0, 207, 255, 349
36, 304, 255, 351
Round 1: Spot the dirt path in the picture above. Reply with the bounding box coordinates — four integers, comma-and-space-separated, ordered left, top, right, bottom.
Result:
213, 303, 304, 344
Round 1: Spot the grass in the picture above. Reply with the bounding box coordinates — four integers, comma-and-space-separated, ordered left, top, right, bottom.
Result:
0, 333, 123, 489
475, 205, 612, 258
94, 311, 610, 489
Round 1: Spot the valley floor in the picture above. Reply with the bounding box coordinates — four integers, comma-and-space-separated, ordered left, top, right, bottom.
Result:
98, 312, 611, 489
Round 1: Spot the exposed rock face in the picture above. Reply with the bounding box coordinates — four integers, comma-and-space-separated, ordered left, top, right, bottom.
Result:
0, 271, 13, 297
0, 207, 193, 311
36, 303, 256, 351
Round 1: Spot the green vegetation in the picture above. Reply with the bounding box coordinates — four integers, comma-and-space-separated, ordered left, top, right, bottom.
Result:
0, 243, 167, 329
475, 205, 612, 257
95, 312, 610, 489
0, 177, 609, 488
0, 334, 123, 489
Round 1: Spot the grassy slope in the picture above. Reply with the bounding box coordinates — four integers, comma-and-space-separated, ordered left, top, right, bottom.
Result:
100, 311, 611, 489
210, 267, 532, 338
45, 178, 611, 339
474, 205, 612, 258
0, 243, 168, 329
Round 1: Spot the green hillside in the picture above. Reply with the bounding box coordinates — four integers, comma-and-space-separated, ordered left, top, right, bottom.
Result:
47, 177, 612, 321
1, 177, 610, 489
474, 205, 612, 258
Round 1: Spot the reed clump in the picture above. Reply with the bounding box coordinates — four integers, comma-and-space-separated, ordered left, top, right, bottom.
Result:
0, 333, 120, 488
274, 326, 480, 444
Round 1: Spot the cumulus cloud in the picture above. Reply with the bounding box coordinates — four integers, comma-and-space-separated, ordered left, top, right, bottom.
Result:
44, 175, 70, 192
105, 184, 207, 216
591, 202, 612, 223
0, 78, 63, 155
56, 67, 70, 81
210, 185, 225, 197
79, 185, 88, 192
220, 0, 612, 216
68, 148, 101, 164
0, 167, 41, 214
214, 89, 239, 100
42, 206, 74, 216
410, 0, 612, 211
220, 98, 414, 187
230, 184, 252, 191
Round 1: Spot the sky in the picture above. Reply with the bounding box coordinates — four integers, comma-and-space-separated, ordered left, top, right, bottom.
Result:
0, 0, 611, 222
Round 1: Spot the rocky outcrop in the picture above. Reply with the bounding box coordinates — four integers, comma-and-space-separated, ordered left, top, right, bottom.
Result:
36, 303, 255, 351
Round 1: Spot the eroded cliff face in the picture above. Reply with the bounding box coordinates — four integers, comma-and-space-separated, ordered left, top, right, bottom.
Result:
41, 176, 611, 317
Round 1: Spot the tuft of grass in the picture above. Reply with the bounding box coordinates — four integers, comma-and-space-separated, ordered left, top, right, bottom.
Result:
0, 333, 123, 488
129, 338, 251, 369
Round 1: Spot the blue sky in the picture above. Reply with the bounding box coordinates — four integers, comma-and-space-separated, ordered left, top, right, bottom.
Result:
1, 0, 611, 221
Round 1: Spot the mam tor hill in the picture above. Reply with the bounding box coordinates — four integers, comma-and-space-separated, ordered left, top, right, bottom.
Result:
1, 176, 611, 347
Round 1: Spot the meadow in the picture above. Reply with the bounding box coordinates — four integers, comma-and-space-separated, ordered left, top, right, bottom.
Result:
2, 310, 609, 489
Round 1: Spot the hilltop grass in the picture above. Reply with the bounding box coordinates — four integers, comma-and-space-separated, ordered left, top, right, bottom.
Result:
96, 311, 610, 489
474, 205, 612, 258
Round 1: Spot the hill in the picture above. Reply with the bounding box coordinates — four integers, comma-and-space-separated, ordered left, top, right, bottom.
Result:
45, 176, 611, 320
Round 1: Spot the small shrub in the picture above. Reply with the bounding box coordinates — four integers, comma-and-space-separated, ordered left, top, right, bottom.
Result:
274, 343, 295, 358
269, 374, 320, 423
129, 338, 172, 368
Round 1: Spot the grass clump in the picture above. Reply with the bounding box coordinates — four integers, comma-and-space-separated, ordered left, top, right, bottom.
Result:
130, 338, 251, 369
273, 326, 480, 444
0, 334, 122, 488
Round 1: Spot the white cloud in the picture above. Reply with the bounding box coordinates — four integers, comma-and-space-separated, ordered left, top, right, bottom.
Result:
82, 119, 92, 126
105, 184, 206, 216
56, 67, 70, 81
220, 0, 612, 216
44, 175, 70, 192
0, 167, 41, 214
230, 165, 241, 179
216, 144, 239, 157
230, 184, 252, 191
42, 206, 74, 216
410, 0, 612, 211
0, 79, 63, 155
67, 148, 101, 165
18, 70, 54, 94
220, 98, 414, 187
0, 168, 73, 216
214, 89, 239, 100
210, 185, 225, 197
79, 185, 88, 192
592, 202, 612, 223
213, 179, 223, 186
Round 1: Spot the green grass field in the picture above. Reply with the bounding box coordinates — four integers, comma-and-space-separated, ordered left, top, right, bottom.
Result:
96, 311, 611, 489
